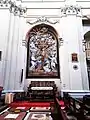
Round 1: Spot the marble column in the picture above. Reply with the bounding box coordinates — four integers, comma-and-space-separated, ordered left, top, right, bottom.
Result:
0, 1, 10, 88
8, 6, 20, 90
60, 1, 89, 90
77, 16, 89, 90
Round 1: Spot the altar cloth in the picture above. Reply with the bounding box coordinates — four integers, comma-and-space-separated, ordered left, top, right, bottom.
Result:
31, 87, 53, 90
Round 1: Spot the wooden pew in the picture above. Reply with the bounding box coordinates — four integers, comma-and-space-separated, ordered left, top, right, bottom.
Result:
55, 97, 69, 120
63, 92, 90, 120
51, 94, 69, 120
83, 95, 90, 117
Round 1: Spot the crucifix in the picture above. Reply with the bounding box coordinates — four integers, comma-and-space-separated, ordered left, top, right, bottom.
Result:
37, 40, 49, 69
37, 38, 55, 71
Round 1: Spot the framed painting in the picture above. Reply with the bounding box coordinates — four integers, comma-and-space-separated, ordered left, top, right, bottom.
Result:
26, 24, 60, 78
71, 53, 78, 62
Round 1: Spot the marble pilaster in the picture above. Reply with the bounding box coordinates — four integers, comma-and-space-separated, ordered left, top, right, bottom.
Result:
77, 17, 89, 90
0, 1, 10, 88
4, 5, 15, 90
9, 8, 20, 90
15, 10, 26, 90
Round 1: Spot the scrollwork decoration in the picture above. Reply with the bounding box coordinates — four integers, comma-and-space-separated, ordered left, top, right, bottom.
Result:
27, 16, 59, 25
83, 15, 90, 20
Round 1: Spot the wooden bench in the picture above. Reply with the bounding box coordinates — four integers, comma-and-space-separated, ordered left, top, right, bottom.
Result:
63, 92, 90, 120
50, 97, 68, 120
55, 98, 69, 120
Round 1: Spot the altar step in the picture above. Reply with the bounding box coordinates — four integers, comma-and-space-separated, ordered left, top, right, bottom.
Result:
29, 98, 54, 102
9, 101, 52, 107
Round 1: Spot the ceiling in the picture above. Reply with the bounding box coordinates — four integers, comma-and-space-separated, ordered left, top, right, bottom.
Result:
21, 0, 65, 2
21, 0, 90, 2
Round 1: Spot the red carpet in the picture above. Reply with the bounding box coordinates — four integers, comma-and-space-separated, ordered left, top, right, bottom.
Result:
9, 100, 65, 108
9, 101, 52, 107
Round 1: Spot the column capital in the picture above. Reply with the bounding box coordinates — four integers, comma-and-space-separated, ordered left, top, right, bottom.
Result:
9, 3, 20, 16
61, 5, 82, 17
14, 6, 20, 16
9, 2, 27, 16
0, 0, 10, 8
9, 1, 15, 13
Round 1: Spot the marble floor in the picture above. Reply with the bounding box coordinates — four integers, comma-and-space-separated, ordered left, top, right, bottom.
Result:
0, 107, 53, 120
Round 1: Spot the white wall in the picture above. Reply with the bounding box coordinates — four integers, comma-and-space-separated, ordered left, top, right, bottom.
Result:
23, 4, 90, 91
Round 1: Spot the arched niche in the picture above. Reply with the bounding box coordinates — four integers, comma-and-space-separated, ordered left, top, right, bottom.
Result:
26, 24, 60, 78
